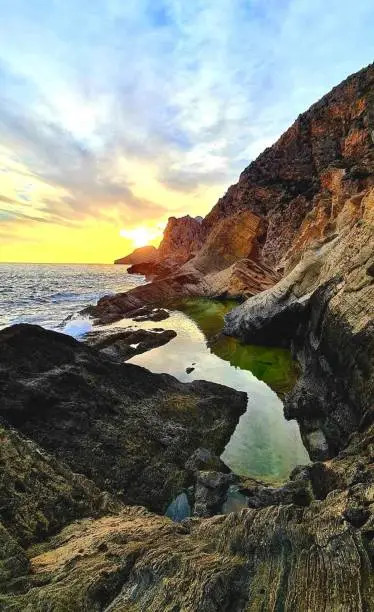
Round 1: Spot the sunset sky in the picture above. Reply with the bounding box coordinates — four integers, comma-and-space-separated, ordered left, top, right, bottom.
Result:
0, 1, 374, 263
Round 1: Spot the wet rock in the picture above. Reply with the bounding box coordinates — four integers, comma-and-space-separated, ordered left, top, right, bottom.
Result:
186, 366, 194, 374
84, 327, 176, 360
131, 307, 170, 322
244, 479, 314, 509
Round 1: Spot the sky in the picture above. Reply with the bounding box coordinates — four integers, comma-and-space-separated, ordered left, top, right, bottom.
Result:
0, 1, 373, 263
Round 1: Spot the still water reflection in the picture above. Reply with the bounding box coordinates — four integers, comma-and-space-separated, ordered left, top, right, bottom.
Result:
128, 299, 309, 481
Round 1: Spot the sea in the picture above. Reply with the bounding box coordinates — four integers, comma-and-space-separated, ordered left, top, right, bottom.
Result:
0, 262, 309, 483
0, 263, 144, 337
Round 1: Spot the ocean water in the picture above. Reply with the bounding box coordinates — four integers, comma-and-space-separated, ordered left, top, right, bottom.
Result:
0, 263, 144, 337
0, 262, 309, 481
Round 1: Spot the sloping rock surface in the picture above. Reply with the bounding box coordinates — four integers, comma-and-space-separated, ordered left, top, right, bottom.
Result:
0, 324, 246, 513
114, 245, 158, 265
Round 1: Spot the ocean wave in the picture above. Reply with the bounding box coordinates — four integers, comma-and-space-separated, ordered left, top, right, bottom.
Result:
62, 317, 92, 339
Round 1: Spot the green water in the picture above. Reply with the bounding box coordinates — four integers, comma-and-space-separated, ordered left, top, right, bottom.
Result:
122, 298, 309, 481
174, 298, 299, 397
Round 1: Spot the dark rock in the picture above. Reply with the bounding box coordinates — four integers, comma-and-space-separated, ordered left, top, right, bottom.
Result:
114, 245, 158, 265
85, 327, 176, 360
185, 448, 230, 474
193, 470, 234, 517
186, 367, 194, 374
0, 324, 247, 514
243, 479, 314, 509
131, 307, 170, 322
343, 506, 370, 528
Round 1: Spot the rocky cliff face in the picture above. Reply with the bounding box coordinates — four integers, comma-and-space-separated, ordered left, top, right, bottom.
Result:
97, 63, 374, 322
156, 214, 205, 266
204, 62, 374, 269
225, 191, 374, 460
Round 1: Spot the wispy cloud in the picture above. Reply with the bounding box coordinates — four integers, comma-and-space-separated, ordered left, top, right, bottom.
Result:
0, 0, 373, 257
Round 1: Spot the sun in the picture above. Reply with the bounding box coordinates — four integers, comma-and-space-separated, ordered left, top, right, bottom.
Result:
119, 226, 153, 248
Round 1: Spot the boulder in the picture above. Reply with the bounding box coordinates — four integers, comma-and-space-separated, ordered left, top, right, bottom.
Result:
0, 324, 247, 513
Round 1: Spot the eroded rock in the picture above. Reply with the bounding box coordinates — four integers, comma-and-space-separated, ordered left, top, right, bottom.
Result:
0, 324, 247, 514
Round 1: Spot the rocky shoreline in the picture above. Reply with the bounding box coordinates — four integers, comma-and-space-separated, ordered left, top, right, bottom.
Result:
1, 63, 374, 610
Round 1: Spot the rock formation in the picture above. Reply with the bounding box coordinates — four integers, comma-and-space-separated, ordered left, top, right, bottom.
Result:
0, 324, 246, 513
1, 64, 374, 610
95, 63, 374, 323
114, 245, 158, 265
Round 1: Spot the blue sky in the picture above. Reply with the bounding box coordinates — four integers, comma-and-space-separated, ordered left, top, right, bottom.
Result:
0, 0, 373, 261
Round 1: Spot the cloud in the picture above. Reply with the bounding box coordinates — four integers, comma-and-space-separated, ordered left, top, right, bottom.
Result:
0, 0, 373, 239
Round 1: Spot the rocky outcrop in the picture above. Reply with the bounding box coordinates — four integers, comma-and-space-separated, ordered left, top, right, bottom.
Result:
1, 419, 373, 611
225, 190, 374, 460
93, 64, 374, 324
157, 215, 204, 267
0, 324, 246, 514
114, 245, 157, 265
85, 326, 177, 361
204, 63, 374, 269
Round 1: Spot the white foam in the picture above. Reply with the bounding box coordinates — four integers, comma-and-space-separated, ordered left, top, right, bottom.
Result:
63, 318, 92, 339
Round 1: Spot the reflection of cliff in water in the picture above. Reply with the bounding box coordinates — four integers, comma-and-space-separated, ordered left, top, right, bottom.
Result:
175, 298, 299, 397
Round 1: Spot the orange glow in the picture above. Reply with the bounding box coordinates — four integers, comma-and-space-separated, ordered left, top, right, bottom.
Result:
119, 226, 163, 248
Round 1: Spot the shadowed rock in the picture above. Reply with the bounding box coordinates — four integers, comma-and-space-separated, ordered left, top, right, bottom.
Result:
0, 324, 247, 514
84, 326, 176, 360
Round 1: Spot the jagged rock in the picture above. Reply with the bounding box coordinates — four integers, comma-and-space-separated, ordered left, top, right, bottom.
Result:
204, 63, 374, 269
157, 215, 204, 267
0, 424, 119, 547
193, 470, 235, 517
1, 418, 373, 610
127, 260, 172, 278
190, 210, 265, 274
114, 245, 158, 265
0, 324, 247, 514
185, 448, 230, 474
92, 65, 374, 325
84, 327, 176, 360
243, 479, 314, 509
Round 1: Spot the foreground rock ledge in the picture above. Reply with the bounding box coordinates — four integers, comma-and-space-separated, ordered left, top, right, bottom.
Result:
0, 324, 246, 513
0, 417, 373, 610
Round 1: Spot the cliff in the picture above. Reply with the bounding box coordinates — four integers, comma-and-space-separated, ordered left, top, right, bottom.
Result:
1, 64, 374, 610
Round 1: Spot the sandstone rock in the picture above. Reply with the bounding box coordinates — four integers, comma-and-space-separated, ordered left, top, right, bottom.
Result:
157, 215, 204, 267
204, 63, 374, 269
225, 202, 374, 460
